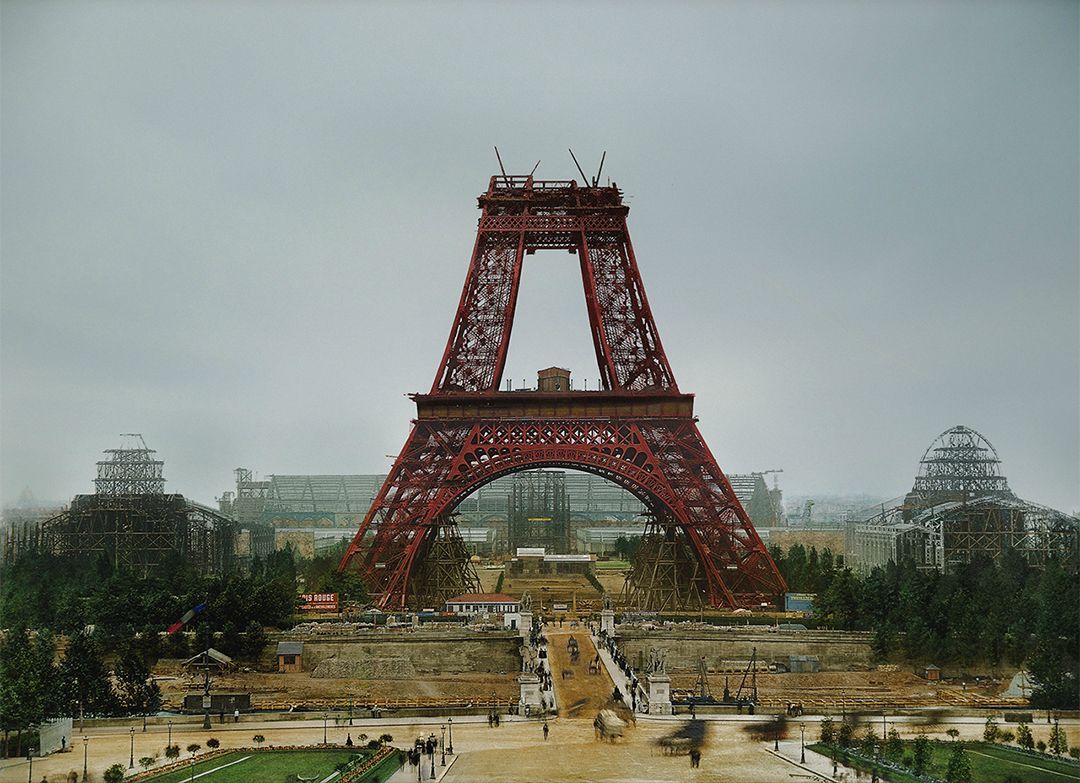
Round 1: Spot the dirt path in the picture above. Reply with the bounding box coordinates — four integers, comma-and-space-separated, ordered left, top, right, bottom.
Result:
545, 627, 614, 720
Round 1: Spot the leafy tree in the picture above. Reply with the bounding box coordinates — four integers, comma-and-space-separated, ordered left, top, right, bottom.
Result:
983, 716, 999, 743
0, 628, 60, 756
944, 743, 972, 783
252, 734, 265, 746
1037, 740, 1047, 753
139, 756, 155, 771
1048, 721, 1068, 756
1016, 722, 1034, 750
58, 631, 118, 720
1069, 747, 1080, 760
946, 728, 960, 741
103, 764, 126, 783
206, 737, 220, 749
379, 734, 394, 744
837, 722, 854, 748
884, 728, 903, 761
165, 744, 180, 760
1026, 562, 1079, 709
819, 716, 835, 744
859, 726, 878, 757
242, 621, 268, 660
186, 743, 201, 755
912, 735, 931, 776
114, 647, 161, 718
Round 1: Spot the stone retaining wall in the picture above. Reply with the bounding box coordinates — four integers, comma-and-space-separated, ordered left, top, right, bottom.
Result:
616, 627, 874, 672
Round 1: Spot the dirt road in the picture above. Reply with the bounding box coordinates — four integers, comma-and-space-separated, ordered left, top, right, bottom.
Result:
545, 626, 614, 719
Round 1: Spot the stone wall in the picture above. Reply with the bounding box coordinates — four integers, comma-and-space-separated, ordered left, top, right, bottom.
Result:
274, 629, 521, 679
616, 626, 873, 672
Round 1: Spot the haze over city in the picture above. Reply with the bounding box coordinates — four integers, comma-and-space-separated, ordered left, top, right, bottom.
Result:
3, 1, 1077, 513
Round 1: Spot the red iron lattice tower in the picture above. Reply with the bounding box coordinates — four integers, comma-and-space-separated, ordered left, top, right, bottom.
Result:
339, 173, 786, 609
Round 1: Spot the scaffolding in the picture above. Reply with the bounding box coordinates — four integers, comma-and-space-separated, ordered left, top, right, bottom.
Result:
507, 471, 572, 554
406, 516, 481, 609
4, 436, 238, 576
848, 425, 1078, 573
622, 516, 707, 611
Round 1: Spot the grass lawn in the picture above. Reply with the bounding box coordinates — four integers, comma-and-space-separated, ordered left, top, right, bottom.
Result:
594, 560, 631, 570
924, 742, 1079, 783
810, 741, 1079, 783
145, 749, 372, 783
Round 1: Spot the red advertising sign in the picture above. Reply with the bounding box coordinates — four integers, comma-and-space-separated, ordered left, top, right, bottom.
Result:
299, 593, 339, 612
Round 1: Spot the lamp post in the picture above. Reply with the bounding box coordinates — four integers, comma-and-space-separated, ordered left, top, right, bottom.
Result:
882, 710, 887, 741
774, 717, 779, 751
800, 722, 806, 764
323, 712, 329, 745
447, 717, 453, 754
26, 747, 34, 783
130, 726, 136, 768
428, 733, 436, 780
168, 720, 173, 747
440, 725, 446, 765
81, 736, 89, 783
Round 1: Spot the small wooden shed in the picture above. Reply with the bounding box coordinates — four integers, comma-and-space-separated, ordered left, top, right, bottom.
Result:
276, 641, 304, 673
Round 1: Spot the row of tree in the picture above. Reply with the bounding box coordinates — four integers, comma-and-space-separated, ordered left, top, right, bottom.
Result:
0, 629, 160, 757
771, 544, 1078, 710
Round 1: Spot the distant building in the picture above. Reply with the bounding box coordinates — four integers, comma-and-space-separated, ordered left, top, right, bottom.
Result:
847, 426, 1078, 573
445, 593, 520, 616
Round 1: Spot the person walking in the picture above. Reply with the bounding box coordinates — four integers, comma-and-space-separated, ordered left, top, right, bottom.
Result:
689, 749, 701, 768
543, 722, 549, 741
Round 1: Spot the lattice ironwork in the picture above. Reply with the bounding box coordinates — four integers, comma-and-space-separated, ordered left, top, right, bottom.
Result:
406, 517, 480, 609
95, 434, 165, 496
339, 173, 785, 609
622, 515, 707, 611
507, 471, 571, 554
912, 425, 1011, 502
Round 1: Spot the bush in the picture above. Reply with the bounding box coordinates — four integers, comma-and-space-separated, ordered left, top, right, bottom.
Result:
206, 737, 220, 750
379, 733, 393, 743
164, 744, 180, 760
983, 716, 999, 743
186, 743, 201, 755
837, 722, 854, 748
819, 716, 835, 744
103, 764, 126, 783
1037, 740, 1047, 753
1016, 722, 1034, 751
253, 734, 266, 746
139, 756, 155, 771
1069, 747, 1080, 760
367, 740, 381, 750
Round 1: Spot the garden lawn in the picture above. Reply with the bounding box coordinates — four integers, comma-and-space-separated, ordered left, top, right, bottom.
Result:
810, 742, 1079, 783
145, 749, 368, 783
923, 743, 1079, 783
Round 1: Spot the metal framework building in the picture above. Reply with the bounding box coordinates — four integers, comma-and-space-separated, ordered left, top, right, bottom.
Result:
848, 426, 1078, 573
4, 436, 267, 576
507, 470, 572, 554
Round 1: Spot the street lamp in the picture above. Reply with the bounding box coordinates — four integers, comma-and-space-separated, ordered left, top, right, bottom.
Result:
323, 713, 329, 745
440, 725, 446, 765
130, 726, 136, 768
26, 746, 34, 783
774, 716, 780, 751
428, 733, 436, 780
800, 722, 806, 764
82, 737, 89, 783
168, 720, 173, 747
447, 717, 454, 754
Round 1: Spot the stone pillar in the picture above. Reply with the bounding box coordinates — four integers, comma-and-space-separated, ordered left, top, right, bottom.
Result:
647, 674, 672, 715
518, 610, 533, 640
518, 673, 542, 710
600, 608, 615, 636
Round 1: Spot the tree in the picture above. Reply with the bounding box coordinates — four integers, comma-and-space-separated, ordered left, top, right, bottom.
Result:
1037, 740, 1047, 753
206, 738, 220, 750
859, 726, 878, 757
983, 716, 999, 743
186, 743, 201, 755
1027, 562, 1080, 710
885, 728, 903, 761
164, 744, 180, 761
114, 647, 161, 718
379, 734, 394, 744
837, 723, 854, 748
103, 764, 126, 783
1016, 722, 1034, 750
58, 631, 118, 720
139, 756, 155, 771
0, 628, 60, 757
252, 734, 266, 746
1048, 721, 1068, 756
912, 735, 931, 776
944, 743, 972, 783
946, 728, 960, 741
819, 717, 835, 744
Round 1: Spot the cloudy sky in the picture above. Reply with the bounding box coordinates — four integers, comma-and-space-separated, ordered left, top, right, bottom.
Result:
2, 1, 1077, 514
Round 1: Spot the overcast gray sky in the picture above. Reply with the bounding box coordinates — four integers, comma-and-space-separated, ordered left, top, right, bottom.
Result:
2, 1, 1077, 514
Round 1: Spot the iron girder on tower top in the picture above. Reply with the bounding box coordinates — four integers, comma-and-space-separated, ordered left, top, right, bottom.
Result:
339, 172, 785, 610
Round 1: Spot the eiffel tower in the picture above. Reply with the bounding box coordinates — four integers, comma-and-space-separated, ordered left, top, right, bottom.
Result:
339, 171, 786, 610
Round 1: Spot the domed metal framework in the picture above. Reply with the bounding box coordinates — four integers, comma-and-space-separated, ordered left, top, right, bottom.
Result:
912, 425, 1011, 502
